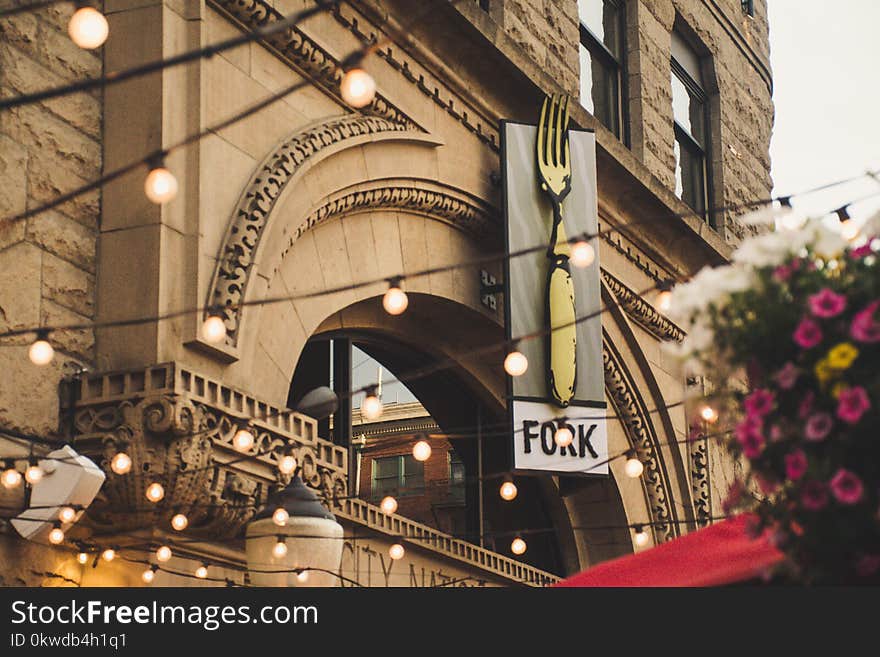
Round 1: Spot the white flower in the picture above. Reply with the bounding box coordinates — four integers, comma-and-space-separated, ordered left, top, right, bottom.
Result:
806, 220, 847, 260
667, 264, 756, 323
732, 230, 794, 268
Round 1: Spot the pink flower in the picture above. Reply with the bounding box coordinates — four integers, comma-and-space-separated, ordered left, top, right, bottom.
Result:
850, 244, 873, 259
769, 424, 784, 442
830, 468, 864, 505
774, 362, 799, 390
793, 317, 822, 349
736, 418, 765, 458
798, 390, 815, 419
801, 481, 829, 511
756, 475, 779, 495
808, 288, 847, 318
837, 386, 871, 424
805, 412, 833, 441
773, 264, 792, 282
850, 301, 880, 343
785, 450, 808, 481
744, 389, 775, 418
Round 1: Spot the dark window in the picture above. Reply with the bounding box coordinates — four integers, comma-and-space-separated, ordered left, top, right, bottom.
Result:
671, 32, 711, 223
578, 0, 627, 140
741, 0, 755, 16
372, 455, 424, 497
448, 451, 466, 502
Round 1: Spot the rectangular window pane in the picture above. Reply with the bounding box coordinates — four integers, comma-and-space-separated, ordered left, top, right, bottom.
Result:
579, 43, 620, 137
372, 456, 400, 496
402, 455, 424, 492
674, 131, 707, 218
579, 0, 622, 57
671, 73, 693, 135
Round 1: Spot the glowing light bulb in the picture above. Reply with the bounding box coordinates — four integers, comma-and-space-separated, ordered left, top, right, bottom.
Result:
77, 552, 88, 565
389, 543, 405, 560
339, 68, 376, 108
272, 508, 289, 527
232, 427, 255, 453
142, 568, 156, 584
361, 393, 383, 421
412, 440, 431, 462
554, 426, 573, 448
102, 548, 115, 562
48, 527, 65, 545
570, 241, 595, 268
195, 565, 208, 579
171, 513, 188, 531
145, 482, 165, 503
655, 290, 673, 314
841, 220, 860, 242
25, 464, 44, 485
383, 285, 408, 315
278, 454, 297, 475
68, 6, 108, 50
380, 496, 398, 515
156, 546, 172, 562
144, 166, 178, 204
500, 481, 517, 501
700, 405, 718, 424
296, 570, 309, 583
511, 537, 527, 555
110, 452, 132, 475
272, 540, 288, 558
504, 350, 528, 377
201, 312, 227, 344
58, 506, 77, 523
634, 526, 649, 547
624, 455, 644, 479
29, 334, 54, 366
1, 467, 22, 489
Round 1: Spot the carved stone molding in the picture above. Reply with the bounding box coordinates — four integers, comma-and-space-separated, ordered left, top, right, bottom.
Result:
64, 363, 348, 539
207, 0, 419, 131
601, 271, 684, 342
597, 217, 679, 285
208, 115, 412, 348
602, 336, 679, 543
690, 438, 711, 528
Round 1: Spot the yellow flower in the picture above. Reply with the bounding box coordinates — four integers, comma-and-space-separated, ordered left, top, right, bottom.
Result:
831, 382, 848, 400
814, 358, 833, 385
826, 342, 859, 370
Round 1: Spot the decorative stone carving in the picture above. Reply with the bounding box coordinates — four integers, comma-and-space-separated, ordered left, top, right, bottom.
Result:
690, 437, 712, 528
602, 337, 680, 543
208, 115, 411, 347
601, 271, 684, 342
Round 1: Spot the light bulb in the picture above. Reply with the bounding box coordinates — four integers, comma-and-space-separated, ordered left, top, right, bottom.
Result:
504, 350, 528, 377
380, 496, 398, 515
232, 427, 255, 453
142, 568, 156, 584
171, 513, 188, 531
144, 166, 178, 204
58, 506, 77, 523
102, 548, 115, 562
389, 543, 405, 560
624, 456, 644, 479
361, 394, 383, 421
570, 241, 595, 268
383, 285, 408, 315
296, 570, 309, 583
29, 335, 54, 365
77, 552, 88, 565
156, 546, 172, 562
278, 454, 297, 475
500, 481, 517, 501
655, 290, 673, 314
272, 508, 289, 527
110, 452, 132, 475
511, 537, 527, 555
48, 527, 65, 545
25, 464, 44, 485
68, 6, 108, 50
339, 68, 376, 108
412, 440, 431, 462
634, 527, 649, 547
1, 467, 22, 489
272, 540, 288, 558
700, 405, 718, 424
841, 220, 860, 242
145, 482, 165, 503
195, 565, 208, 579
554, 426, 573, 448
201, 313, 227, 344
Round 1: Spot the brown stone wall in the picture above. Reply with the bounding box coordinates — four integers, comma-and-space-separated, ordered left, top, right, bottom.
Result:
0, 3, 100, 434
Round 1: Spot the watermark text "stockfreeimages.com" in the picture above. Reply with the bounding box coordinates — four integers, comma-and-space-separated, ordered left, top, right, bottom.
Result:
10, 600, 318, 632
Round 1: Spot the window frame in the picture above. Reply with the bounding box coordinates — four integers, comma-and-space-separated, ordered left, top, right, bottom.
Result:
371, 454, 425, 498
578, 0, 629, 144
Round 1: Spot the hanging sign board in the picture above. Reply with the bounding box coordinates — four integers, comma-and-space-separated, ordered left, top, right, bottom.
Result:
501, 98, 608, 476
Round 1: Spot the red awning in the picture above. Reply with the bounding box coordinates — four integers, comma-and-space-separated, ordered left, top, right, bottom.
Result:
552, 514, 785, 587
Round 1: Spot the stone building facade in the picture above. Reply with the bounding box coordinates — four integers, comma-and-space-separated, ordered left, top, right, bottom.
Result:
0, 0, 772, 586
